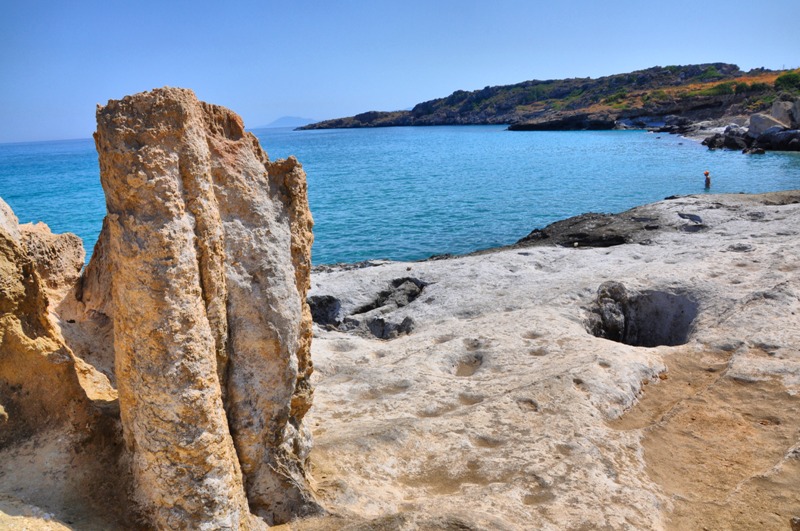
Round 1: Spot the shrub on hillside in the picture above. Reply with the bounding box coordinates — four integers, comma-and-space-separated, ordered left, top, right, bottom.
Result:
696, 65, 725, 81
775, 71, 800, 92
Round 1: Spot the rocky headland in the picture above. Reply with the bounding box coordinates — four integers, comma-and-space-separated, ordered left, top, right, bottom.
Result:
299, 63, 800, 153
2, 90, 800, 530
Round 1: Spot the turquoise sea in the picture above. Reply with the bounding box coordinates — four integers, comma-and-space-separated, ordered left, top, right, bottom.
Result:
1, 126, 799, 265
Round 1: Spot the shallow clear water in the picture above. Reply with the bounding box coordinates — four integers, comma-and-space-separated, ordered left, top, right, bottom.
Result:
1, 126, 799, 264
257, 126, 800, 263
0, 138, 106, 256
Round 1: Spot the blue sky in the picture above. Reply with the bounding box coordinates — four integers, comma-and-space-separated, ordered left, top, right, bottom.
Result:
1, 0, 798, 143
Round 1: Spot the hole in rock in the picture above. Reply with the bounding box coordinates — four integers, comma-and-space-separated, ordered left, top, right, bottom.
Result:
455, 352, 484, 376
586, 281, 698, 347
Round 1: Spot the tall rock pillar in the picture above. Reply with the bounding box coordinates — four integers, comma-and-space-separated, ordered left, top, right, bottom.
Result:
93, 88, 318, 528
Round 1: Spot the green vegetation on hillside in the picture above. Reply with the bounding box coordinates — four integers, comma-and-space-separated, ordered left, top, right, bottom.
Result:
299, 63, 791, 130
775, 70, 800, 92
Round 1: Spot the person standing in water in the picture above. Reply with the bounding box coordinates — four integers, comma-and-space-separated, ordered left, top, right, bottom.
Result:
704, 170, 711, 189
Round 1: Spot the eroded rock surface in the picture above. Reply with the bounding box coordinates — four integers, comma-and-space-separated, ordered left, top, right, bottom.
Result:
586, 281, 698, 347
1, 89, 319, 529
0, 199, 128, 528
305, 191, 800, 530
18, 222, 84, 311
0, 199, 92, 446
88, 87, 318, 528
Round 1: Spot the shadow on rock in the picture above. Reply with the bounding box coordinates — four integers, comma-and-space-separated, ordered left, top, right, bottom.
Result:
585, 281, 699, 347
309, 278, 426, 340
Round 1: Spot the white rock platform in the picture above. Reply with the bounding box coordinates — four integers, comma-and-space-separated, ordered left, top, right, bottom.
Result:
293, 191, 800, 531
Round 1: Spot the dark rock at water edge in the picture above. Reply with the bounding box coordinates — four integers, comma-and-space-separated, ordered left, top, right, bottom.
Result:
515, 213, 639, 249
507, 112, 617, 131
703, 127, 800, 153
755, 128, 800, 151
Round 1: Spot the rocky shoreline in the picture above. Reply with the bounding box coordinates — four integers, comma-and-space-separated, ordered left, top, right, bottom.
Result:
2, 89, 799, 530
302, 190, 800, 530
299, 63, 800, 154
697, 98, 800, 153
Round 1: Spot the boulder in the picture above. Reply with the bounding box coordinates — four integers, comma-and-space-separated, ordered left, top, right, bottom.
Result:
655, 114, 694, 134
703, 130, 750, 151
91, 87, 319, 528
754, 129, 800, 151
793, 99, 800, 128
771, 101, 794, 126
724, 135, 748, 150
308, 295, 343, 327
748, 113, 788, 137
721, 124, 750, 149
702, 132, 725, 149
314, 277, 425, 339
724, 123, 747, 136
586, 281, 629, 342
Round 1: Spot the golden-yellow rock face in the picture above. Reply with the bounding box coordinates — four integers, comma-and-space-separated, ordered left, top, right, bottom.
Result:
88, 87, 318, 528
0, 202, 92, 445
0, 199, 128, 528
1, 89, 318, 529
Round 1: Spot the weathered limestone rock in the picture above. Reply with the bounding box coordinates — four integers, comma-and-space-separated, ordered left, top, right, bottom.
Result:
0, 200, 129, 528
747, 113, 788, 137
771, 100, 795, 127
0, 200, 93, 443
92, 87, 318, 528
304, 191, 800, 530
0, 199, 20, 241
19, 222, 85, 312
586, 281, 629, 342
58, 218, 116, 383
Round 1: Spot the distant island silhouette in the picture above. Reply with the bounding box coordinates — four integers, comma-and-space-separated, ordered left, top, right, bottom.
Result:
260, 116, 317, 128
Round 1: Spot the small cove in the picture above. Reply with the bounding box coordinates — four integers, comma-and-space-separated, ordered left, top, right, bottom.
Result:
1, 126, 799, 264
